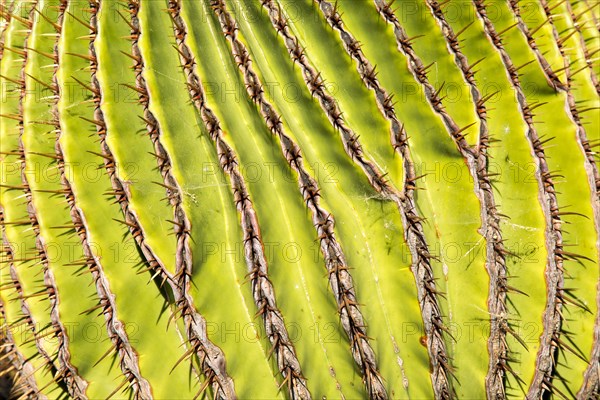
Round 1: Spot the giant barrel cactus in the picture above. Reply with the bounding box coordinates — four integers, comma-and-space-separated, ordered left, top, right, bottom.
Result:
0, 0, 598, 398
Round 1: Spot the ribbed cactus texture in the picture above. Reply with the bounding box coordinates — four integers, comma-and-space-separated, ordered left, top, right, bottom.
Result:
0, 0, 598, 398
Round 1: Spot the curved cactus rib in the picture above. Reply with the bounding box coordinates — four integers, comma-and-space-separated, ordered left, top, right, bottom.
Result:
506, 0, 565, 91
0, 1, 66, 396
311, 0, 473, 397
71, 1, 237, 398
15, 2, 88, 395
509, 0, 600, 218
537, 0, 600, 216
566, 0, 600, 93
166, 1, 313, 397
48, 3, 154, 397
0, 292, 39, 399
536, 1, 600, 396
371, 0, 476, 151
0, 206, 60, 398
132, 1, 286, 397
422, 0, 539, 396
206, 0, 391, 397
0, 0, 16, 58
260, 1, 456, 398
471, 1, 576, 397
124, 0, 192, 288
338, 0, 515, 396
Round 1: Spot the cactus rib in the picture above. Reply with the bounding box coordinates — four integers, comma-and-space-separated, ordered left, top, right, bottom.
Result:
425, 0, 538, 396
0, 208, 40, 400
167, 1, 316, 398
15, 4, 88, 394
506, 0, 566, 91
0, 0, 16, 58
565, 0, 600, 93
168, 0, 312, 396
0, 205, 58, 398
471, 1, 571, 397
311, 0, 467, 397
0, 293, 39, 399
80, 1, 237, 398
538, 0, 600, 202
372, 0, 475, 149
261, 2, 456, 398
209, 0, 392, 397
50, 3, 153, 396
125, 0, 194, 292
373, 0, 522, 396
543, 1, 600, 396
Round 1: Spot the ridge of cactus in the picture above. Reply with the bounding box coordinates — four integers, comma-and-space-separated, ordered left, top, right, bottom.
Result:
258, 1, 457, 398
167, 0, 310, 397
1, 0, 598, 398
507, 0, 566, 91
1, 206, 56, 399
53, 2, 163, 396
15, 1, 88, 393
209, 0, 393, 397
0, 289, 39, 399
86, 2, 238, 398
471, 1, 590, 397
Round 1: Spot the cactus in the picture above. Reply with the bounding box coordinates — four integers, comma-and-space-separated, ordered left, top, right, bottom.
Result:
0, 0, 598, 398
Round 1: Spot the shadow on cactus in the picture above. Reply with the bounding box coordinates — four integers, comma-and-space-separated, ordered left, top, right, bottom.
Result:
0, 0, 598, 398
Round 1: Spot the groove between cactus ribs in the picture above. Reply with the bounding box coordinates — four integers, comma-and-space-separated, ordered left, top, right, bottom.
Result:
15, 2, 88, 395
471, 1, 572, 398
0, 205, 56, 399
167, 1, 312, 397
0, 291, 39, 399
260, 1, 454, 398
81, 1, 236, 398
209, 0, 389, 397
51, 2, 153, 397
565, 0, 600, 94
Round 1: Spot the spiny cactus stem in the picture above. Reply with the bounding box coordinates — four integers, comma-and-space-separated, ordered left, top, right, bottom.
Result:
422, 0, 530, 397
211, 0, 390, 397
124, 0, 193, 284
15, 2, 88, 396
49, 2, 153, 397
565, 0, 600, 93
0, 205, 60, 398
507, 0, 566, 91
579, 307, 600, 396
538, 0, 600, 199
0, 209, 41, 399
372, 0, 475, 154
83, 2, 236, 399
542, 0, 600, 396
166, 1, 299, 399
471, 1, 569, 398
311, 0, 462, 397
0, 1, 16, 59
261, 0, 402, 201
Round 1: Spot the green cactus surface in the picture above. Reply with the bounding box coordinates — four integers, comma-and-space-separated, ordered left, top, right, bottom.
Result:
0, 0, 598, 398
